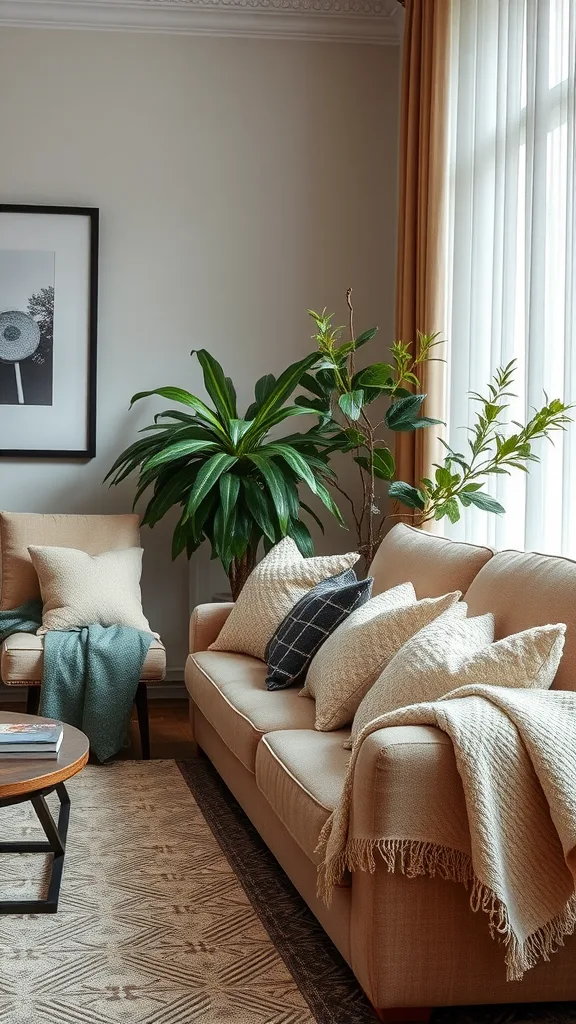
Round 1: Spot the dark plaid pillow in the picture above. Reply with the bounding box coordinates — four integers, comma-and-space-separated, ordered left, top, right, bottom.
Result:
264, 569, 373, 692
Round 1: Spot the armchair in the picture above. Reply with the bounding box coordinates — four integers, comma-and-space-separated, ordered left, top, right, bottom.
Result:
0, 511, 166, 758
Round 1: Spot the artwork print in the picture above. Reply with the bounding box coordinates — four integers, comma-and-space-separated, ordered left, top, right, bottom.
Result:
0, 249, 55, 406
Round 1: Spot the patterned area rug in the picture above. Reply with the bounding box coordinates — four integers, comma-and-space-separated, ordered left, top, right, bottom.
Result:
0, 757, 574, 1024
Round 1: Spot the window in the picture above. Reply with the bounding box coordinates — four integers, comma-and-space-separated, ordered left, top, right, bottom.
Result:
443, 0, 575, 554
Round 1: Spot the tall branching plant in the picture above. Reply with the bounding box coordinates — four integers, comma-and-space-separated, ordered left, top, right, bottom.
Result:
301, 292, 573, 564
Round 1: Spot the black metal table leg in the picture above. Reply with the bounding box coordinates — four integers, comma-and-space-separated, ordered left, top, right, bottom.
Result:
0, 783, 71, 914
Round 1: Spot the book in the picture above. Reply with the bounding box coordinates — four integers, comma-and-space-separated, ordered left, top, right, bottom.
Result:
0, 750, 60, 760
0, 732, 64, 754
0, 722, 63, 750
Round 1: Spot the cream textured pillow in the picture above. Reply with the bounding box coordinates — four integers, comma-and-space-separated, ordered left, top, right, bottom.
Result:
303, 585, 461, 731
28, 545, 154, 635
209, 537, 359, 660
349, 616, 566, 747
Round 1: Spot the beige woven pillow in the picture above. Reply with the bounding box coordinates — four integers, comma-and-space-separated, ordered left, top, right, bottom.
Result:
303, 585, 461, 731
28, 545, 154, 634
348, 616, 566, 748
209, 537, 359, 660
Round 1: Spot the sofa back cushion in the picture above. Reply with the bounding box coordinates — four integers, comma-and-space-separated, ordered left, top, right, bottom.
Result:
369, 523, 493, 599
465, 549, 576, 691
0, 511, 141, 609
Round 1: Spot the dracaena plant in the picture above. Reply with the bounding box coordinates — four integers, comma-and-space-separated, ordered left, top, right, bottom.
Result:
301, 293, 573, 564
106, 350, 344, 599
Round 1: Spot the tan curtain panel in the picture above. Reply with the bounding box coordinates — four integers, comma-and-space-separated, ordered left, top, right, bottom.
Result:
394, 0, 449, 493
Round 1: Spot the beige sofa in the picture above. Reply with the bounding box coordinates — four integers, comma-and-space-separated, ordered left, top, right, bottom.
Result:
185, 524, 576, 1019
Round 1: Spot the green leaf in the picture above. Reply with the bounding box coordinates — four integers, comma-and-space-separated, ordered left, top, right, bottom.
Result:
465, 491, 506, 514
294, 395, 331, 414
242, 478, 277, 542
195, 349, 236, 423
388, 480, 426, 511
411, 416, 445, 429
354, 327, 378, 348
246, 354, 320, 439
255, 373, 277, 407
262, 443, 318, 493
434, 498, 460, 524
385, 395, 426, 431
353, 363, 395, 389
228, 419, 251, 446
219, 473, 241, 533
313, 479, 345, 526
300, 372, 331, 399
354, 447, 395, 480
338, 390, 364, 421
130, 387, 227, 438
247, 454, 290, 532
142, 438, 218, 472
299, 501, 325, 534
287, 518, 315, 557
186, 453, 238, 518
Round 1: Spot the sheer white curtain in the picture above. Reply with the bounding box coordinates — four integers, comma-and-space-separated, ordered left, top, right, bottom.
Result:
443, 0, 576, 555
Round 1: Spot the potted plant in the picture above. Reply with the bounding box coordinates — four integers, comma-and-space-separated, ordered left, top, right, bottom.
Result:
300, 292, 573, 564
106, 350, 344, 598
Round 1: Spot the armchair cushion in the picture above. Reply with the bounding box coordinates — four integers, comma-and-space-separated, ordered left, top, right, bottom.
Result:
1, 632, 166, 683
28, 545, 154, 634
0, 511, 141, 609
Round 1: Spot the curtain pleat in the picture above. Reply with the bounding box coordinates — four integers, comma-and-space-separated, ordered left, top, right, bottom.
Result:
394, 0, 450, 495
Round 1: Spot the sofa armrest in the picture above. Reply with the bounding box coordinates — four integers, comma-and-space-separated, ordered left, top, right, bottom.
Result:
351, 724, 470, 853
189, 602, 234, 653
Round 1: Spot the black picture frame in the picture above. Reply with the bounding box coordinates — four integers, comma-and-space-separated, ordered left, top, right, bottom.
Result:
0, 204, 99, 460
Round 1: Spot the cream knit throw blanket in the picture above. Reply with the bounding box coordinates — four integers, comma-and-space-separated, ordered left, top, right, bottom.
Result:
317, 684, 576, 981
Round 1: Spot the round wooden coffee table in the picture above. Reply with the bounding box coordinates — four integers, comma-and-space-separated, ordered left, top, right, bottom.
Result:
0, 710, 89, 914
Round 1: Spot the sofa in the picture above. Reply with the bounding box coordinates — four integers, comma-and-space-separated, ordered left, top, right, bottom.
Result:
185, 523, 576, 1019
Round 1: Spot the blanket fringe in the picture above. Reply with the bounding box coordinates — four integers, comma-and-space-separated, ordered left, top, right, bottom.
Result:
316, 833, 576, 982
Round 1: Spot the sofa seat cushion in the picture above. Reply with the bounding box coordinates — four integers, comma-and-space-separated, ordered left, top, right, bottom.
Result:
187, 651, 316, 773
1, 632, 166, 684
255, 729, 350, 864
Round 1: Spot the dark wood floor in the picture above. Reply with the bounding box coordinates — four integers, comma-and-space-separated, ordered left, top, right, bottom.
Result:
0, 698, 196, 760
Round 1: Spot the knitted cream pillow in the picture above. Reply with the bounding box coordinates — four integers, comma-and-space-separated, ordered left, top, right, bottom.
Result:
349, 614, 566, 748
303, 585, 461, 731
209, 537, 359, 660
28, 545, 154, 635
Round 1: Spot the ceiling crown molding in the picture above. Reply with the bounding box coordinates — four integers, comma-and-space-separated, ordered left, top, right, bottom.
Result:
0, 0, 403, 42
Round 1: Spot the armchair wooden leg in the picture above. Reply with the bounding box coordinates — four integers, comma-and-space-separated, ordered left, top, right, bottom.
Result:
135, 682, 151, 760
26, 686, 41, 716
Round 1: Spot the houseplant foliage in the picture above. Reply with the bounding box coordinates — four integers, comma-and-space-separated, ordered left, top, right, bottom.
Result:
105, 350, 344, 599
301, 293, 573, 564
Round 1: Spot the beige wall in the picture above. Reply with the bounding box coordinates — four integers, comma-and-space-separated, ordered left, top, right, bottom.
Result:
0, 28, 400, 677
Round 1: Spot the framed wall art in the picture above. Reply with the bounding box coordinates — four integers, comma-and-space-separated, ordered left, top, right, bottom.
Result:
0, 205, 98, 459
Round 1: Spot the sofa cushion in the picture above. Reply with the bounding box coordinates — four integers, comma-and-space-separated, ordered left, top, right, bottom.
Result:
465, 548, 576, 692
369, 523, 493, 599
0, 511, 141, 610
187, 651, 316, 772
1, 632, 166, 683
255, 729, 350, 864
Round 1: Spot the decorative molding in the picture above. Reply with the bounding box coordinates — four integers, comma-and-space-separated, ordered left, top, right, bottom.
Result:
0, 0, 403, 42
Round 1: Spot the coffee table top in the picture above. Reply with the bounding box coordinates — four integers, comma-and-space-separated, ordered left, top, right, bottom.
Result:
0, 711, 89, 800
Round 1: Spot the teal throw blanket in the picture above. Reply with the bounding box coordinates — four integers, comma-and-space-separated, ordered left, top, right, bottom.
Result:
0, 602, 153, 762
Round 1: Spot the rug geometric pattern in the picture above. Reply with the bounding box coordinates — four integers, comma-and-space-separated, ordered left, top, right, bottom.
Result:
0, 760, 316, 1024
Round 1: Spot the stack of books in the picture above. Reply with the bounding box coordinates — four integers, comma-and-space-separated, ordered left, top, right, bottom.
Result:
0, 722, 63, 760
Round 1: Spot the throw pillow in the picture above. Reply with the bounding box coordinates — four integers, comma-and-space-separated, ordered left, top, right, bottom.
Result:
264, 569, 373, 691
209, 537, 359, 660
348, 617, 567, 748
303, 585, 461, 731
28, 545, 154, 634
